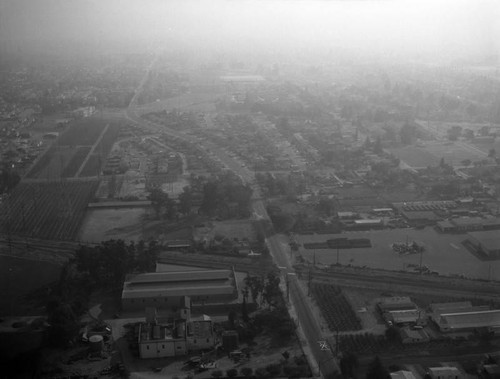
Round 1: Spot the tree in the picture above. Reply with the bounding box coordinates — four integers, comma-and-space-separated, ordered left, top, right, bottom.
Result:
262, 271, 281, 308
47, 299, 79, 347
265, 363, 282, 376
385, 326, 400, 342
488, 148, 496, 158
178, 186, 193, 215
148, 188, 172, 219
244, 275, 264, 305
366, 356, 390, 379
241, 367, 253, 378
0, 163, 20, 193
228, 309, 237, 329
282, 350, 290, 362
200, 181, 219, 216
373, 136, 383, 154
400, 121, 416, 145
241, 297, 249, 322
340, 352, 359, 378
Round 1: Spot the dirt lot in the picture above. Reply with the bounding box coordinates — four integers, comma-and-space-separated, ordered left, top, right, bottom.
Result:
387, 141, 485, 168
295, 227, 500, 280
78, 207, 147, 243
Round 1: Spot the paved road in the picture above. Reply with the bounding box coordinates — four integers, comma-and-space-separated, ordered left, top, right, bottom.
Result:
118, 57, 340, 378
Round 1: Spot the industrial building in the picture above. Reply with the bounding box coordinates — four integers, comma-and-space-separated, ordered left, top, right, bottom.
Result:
377, 297, 417, 313
464, 230, 500, 260
138, 315, 215, 359
122, 268, 238, 311
437, 217, 500, 233
436, 310, 500, 333
430, 302, 500, 333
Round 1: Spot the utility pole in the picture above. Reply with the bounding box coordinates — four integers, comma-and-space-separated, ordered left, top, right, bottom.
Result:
336, 246, 340, 266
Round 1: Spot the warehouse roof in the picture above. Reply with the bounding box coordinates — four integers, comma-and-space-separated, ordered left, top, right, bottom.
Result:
439, 309, 500, 331
122, 270, 236, 300
467, 230, 500, 251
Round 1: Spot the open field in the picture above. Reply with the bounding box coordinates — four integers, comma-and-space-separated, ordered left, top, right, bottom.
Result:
78, 207, 147, 243
295, 228, 500, 280
388, 141, 485, 168
0, 180, 99, 241
25, 118, 121, 179
0, 255, 61, 316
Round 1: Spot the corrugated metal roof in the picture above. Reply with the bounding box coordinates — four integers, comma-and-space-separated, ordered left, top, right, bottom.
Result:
126, 270, 232, 284
440, 309, 500, 330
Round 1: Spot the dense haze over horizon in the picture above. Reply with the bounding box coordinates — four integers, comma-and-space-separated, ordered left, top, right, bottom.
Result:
1, 0, 500, 64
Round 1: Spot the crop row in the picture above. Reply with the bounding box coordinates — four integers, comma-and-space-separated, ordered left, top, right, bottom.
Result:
79, 155, 101, 177
57, 118, 108, 146
0, 180, 99, 241
339, 333, 390, 354
311, 283, 362, 331
94, 123, 120, 157
61, 147, 91, 178
78, 124, 120, 177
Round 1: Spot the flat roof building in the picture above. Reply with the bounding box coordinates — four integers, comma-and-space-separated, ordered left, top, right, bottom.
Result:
465, 230, 500, 260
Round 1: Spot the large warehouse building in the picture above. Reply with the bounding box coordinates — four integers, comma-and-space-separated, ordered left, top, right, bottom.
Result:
122, 268, 239, 311
464, 230, 500, 260
430, 302, 500, 333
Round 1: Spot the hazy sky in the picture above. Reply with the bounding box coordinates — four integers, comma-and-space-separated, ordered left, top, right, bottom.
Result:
1, 0, 499, 61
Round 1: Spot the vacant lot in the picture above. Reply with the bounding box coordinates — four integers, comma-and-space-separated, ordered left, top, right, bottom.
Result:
295, 228, 500, 280
388, 141, 485, 168
78, 207, 147, 243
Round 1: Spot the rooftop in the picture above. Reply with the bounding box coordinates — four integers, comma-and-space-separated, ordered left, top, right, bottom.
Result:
467, 230, 500, 251
440, 309, 500, 330
122, 270, 236, 300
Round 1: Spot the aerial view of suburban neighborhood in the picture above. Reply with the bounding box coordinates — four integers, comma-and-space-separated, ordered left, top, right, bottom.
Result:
1, 1, 500, 379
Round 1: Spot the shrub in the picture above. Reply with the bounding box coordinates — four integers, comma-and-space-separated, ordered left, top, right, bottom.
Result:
241, 367, 253, 377
255, 367, 269, 378
227, 368, 238, 378
265, 363, 282, 376
211, 370, 223, 378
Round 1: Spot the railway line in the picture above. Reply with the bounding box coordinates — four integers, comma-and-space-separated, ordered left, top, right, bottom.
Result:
296, 265, 500, 300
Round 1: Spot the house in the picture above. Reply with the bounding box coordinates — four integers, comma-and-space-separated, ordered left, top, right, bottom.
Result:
399, 327, 430, 344
427, 366, 463, 379
378, 297, 417, 313
384, 309, 426, 326
391, 371, 417, 379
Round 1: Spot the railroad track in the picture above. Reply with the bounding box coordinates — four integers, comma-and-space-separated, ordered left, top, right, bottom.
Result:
296, 265, 500, 300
